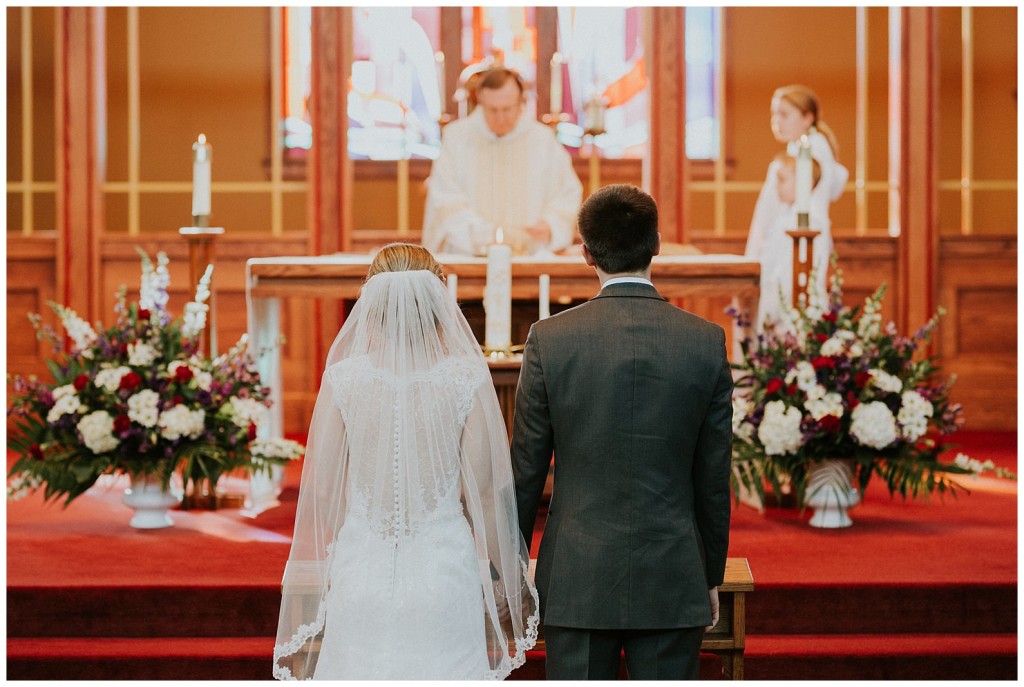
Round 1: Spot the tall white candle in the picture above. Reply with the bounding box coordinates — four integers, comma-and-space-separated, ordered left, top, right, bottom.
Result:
550, 53, 563, 115
434, 51, 446, 114
484, 243, 512, 352
192, 134, 211, 218
447, 273, 458, 301
795, 134, 812, 215
538, 274, 551, 320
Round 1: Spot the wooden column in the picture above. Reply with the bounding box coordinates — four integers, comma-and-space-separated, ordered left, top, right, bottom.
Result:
308, 8, 355, 371
535, 7, 558, 120
55, 7, 105, 322
895, 7, 939, 334
647, 7, 688, 242
440, 7, 461, 119
308, 7, 353, 256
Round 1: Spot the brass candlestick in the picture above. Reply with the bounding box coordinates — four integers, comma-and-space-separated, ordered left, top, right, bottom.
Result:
785, 229, 820, 308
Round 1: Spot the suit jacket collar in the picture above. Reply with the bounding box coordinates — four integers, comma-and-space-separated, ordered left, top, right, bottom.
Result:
592, 281, 666, 302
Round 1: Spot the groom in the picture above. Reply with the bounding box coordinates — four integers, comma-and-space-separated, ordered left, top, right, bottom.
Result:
511, 184, 733, 680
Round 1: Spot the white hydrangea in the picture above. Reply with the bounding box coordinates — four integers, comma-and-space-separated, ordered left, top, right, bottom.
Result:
732, 396, 754, 441
806, 392, 845, 421
897, 390, 934, 442
850, 401, 898, 449
953, 453, 995, 475
868, 369, 903, 394
127, 389, 161, 428
46, 389, 83, 424
95, 366, 132, 393
806, 383, 827, 401
819, 337, 844, 357
757, 400, 804, 456
224, 396, 269, 429
157, 405, 206, 441
78, 411, 120, 453
128, 342, 158, 367
194, 371, 213, 391
785, 361, 818, 392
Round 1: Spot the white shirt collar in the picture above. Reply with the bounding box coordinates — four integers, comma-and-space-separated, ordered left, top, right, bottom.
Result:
600, 276, 654, 291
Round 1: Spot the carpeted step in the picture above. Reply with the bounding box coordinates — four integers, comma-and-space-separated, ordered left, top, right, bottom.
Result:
9, 580, 1015, 639
743, 633, 1018, 681
746, 582, 1017, 635
6, 636, 275, 681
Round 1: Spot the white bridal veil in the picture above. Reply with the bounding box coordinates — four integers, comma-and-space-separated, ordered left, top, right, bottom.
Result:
273, 269, 538, 680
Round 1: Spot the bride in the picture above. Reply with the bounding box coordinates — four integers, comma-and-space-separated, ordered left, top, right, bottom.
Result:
273, 243, 539, 680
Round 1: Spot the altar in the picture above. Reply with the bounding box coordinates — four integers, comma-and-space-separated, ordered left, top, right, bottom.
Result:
246, 252, 760, 438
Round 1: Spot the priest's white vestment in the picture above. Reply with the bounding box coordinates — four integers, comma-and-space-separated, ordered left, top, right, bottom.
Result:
422, 108, 583, 256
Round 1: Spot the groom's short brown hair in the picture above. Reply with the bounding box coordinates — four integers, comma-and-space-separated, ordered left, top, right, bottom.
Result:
577, 184, 659, 274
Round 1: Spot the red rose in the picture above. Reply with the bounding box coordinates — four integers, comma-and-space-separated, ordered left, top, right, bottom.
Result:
119, 371, 142, 391
113, 414, 131, 433
846, 391, 860, 409
819, 415, 841, 432
119, 343, 130, 356
171, 395, 184, 406
174, 365, 194, 383
29, 443, 44, 461
73, 374, 90, 391
815, 333, 829, 342
138, 308, 151, 321
811, 356, 835, 370
786, 383, 798, 395
248, 422, 258, 442
855, 371, 871, 388
765, 378, 784, 395
822, 312, 837, 323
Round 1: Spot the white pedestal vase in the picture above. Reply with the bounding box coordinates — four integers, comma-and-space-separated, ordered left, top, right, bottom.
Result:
122, 475, 181, 529
805, 460, 861, 528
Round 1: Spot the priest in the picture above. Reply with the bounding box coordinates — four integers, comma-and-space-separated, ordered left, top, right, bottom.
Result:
422, 67, 583, 256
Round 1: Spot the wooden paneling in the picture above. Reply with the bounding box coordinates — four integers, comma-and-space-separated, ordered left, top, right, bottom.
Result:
7, 236, 59, 378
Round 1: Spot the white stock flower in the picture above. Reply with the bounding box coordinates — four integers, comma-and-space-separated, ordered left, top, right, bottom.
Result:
95, 366, 131, 393
157, 405, 206, 441
897, 390, 934, 442
858, 299, 882, 339
55, 305, 98, 352
7, 473, 44, 501
953, 453, 995, 474
850, 401, 898, 449
46, 391, 82, 424
732, 397, 754, 441
250, 437, 304, 461
78, 411, 119, 453
819, 337, 845, 357
128, 342, 158, 367
757, 400, 804, 456
181, 302, 209, 338
127, 389, 161, 428
868, 369, 903, 394
225, 396, 269, 429
785, 361, 818, 392
806, 392, 845, 421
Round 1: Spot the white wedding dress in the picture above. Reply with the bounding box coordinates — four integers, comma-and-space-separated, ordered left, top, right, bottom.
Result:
273, 269, 538, 681
313, 357, 490, 679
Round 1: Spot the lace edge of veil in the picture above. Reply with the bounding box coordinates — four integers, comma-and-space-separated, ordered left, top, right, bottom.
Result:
272, 543, 337, 681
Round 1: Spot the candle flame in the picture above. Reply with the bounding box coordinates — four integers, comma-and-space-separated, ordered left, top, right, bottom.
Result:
198, 133, 207, 145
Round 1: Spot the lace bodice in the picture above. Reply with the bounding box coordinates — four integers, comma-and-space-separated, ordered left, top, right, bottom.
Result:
326, 355, 486, 539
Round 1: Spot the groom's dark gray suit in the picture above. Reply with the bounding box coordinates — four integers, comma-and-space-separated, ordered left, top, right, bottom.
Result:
511, 280, 733, 679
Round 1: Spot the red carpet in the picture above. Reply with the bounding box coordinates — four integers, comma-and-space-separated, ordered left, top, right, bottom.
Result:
6, 430, 1017, 679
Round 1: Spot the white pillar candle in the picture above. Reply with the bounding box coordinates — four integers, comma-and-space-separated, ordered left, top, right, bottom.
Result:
484, 243, 512, 352
538, 273, 551, 320
550, 53, 563, 115
447, 273, 458, 301
191, 134, 211, 218
795, 134, 812, 216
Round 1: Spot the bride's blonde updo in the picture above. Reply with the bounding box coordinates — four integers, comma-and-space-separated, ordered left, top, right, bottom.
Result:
367, 242, 446, 284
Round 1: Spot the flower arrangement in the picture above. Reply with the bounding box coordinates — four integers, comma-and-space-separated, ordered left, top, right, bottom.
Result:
7, 249, 304, 507
730, 262, 1013, 508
